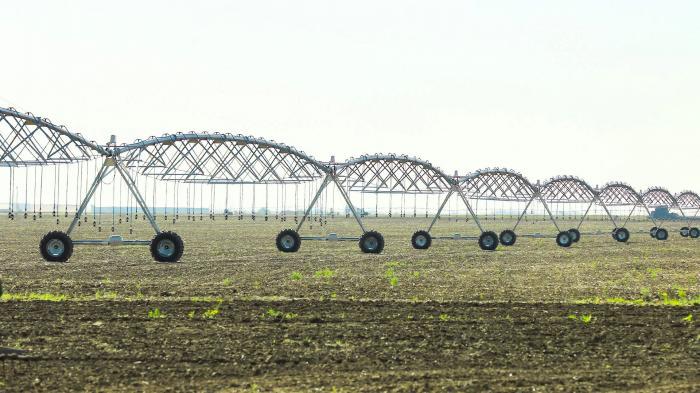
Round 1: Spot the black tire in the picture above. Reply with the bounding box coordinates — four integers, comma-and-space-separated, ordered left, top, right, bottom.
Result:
359, 231, 384, 254
568, 228, 581, 243
680, 226, 690, 237
276, 229, 301, 252
39, 231, 73, 262
614, 227, 630, 243
478, 231, 499, 251
411, 230, 432, 250
499, 230, 517, 246
689, 227, 700, 239
655, 228, 668, 241
150, 231, 184, 262
650, 227, 658, 238
556, 231, 573, 248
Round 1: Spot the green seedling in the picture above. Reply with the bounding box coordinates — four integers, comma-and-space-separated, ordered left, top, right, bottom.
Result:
148, 308, 165, 319
265, 308, 297, 321
314, 268, 335, 279
202, 308, 220, 319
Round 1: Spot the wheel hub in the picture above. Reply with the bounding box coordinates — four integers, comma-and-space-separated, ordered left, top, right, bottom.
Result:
281, 234, 295, 249
415, 235, 427, 247
364, 237, 378, 251
46, 239, 65, 257
157, 239, 176, 257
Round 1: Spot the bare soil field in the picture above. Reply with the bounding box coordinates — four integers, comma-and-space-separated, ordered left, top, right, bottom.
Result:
1, 217, 698, 392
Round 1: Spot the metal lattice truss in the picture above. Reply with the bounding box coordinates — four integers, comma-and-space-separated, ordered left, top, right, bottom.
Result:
641, 187, 695, 226
0, 107, 103, 166
675, 191, 700, 223
335, 154, 454, 194
333, 154, 484, 234
676, 191, 700, 209
459, 169, 562, 233
641, 187, 678, 208
538, 177, 600, 232
597, 182, 643, 206
539, 176, 597, 203
11, 103, 700, 258
596, 182, 654, 229
461, 168, 538, 200
114, 133, 328, 184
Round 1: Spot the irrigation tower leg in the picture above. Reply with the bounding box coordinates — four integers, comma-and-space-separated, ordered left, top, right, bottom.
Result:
331, 176, 367, 233
295, 175, 332, 232
455, 188, 485, 232
536, 195, 562, 232
113, 159, 161, 234
426, 190, 454, 232
66, 159, 113, 236
575, 200, 596, 230
512, 195, 536, 232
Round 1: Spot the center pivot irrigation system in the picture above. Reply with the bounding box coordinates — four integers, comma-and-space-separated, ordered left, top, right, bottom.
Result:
2, 106, 699, 263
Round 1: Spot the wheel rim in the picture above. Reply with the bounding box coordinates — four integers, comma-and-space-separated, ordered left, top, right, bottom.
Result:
559, 234, 570, 245
617, 231, 627, 241
46, 239, 65, 257
415, 235, 427, 247
364, 236, 379, 251
281, 234, 296, 249
483, 236, 494, 248
157, 239, 176, 258
502, 233, 513, 244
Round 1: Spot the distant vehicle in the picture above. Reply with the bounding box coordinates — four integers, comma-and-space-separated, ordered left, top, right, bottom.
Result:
650, 206, 680, 220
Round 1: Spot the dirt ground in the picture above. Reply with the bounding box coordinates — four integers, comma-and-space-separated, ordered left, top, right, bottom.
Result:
0, 216, 699, 391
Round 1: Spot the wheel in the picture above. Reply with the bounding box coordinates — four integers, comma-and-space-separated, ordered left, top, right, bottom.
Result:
614, 227, 630, 243
689, 227, 700, 239
411, 230, 432, 250
276, 229, 301, 252
478, 231, 498, 251
650, 227, 658, 238
39, 231, 73, 262
568, 228, 581, 243
556, 231, 573, 247
359, 231, 384, 254
680, 227, 690, 237
499, 230, 517, 246
150, 231, 184, 262
655, 228, 668, 241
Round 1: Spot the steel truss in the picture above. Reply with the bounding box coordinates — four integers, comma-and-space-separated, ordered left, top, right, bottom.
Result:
334, 155, 498, 250
642, 187, 698, 240
675, 191, 700, 238
537, 176, 619, 247
115, 132, 325, 184
459, 168, 564, 247
596, 182, 656, 242
116, 134, 379, 253
4, 104, 700, 260
0, 107, 102, 166
0, 108, 179, 262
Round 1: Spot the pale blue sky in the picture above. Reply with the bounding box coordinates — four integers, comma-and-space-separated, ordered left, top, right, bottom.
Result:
2, 1, 699, 191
